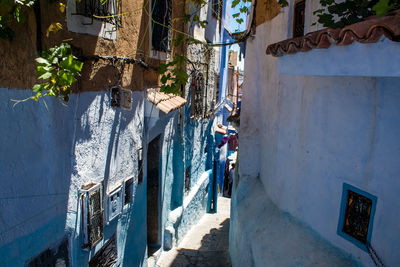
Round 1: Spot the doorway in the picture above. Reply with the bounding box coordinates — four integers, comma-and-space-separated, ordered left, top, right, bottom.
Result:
147, 135, 161, 255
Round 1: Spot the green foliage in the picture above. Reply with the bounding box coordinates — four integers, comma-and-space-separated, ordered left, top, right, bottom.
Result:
158, 54, 188, 95
314, 0, 400, 28
232, 0, 252, 27
30, 43, 83, 102
0, 0, 35, 41
373, 0, 399, 17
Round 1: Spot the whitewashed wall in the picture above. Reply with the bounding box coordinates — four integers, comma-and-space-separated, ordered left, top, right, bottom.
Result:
232, 1, 400, 266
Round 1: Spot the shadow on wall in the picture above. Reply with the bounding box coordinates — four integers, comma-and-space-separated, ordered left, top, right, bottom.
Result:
69, 90, 144, 265
0, 92, 77, 265
169, 219, 231, 266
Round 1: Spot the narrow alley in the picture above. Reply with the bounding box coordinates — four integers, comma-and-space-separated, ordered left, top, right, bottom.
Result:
155, 197, 231, 267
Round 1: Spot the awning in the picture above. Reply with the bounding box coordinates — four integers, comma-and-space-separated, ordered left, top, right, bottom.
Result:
147, 88, 187, 114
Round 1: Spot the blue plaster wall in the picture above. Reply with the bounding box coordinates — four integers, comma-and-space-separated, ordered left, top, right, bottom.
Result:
0, 89, 148, 266
144, 93, 216, 251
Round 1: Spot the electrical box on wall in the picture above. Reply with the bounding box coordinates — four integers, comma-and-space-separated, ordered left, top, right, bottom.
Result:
107, 186, 123, 223
111, 86, 132, 110
80, 182, 104, 249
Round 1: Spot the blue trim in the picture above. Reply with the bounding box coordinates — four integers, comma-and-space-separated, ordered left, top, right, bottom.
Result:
337, 183, 377, 252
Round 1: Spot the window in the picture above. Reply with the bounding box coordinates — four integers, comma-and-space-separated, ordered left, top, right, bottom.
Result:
337, 183, 377, 251
124, 177, 134, 205
215, 74, 220, 105
191, 72, 205, 118
185, 166, 191, 193
211, 0, 222, 20
74, 0, 121, 27
151, 0, 172, 52
81, 182, 104, 249
293, 0, 305, 38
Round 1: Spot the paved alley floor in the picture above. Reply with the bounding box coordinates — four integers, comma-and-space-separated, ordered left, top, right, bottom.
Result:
156, 197, 232, 267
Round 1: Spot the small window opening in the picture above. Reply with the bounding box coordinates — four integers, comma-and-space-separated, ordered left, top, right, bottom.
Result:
124, 178, 134, 205
185, 166, 191, 193
342, 190, 373, 244
215, 74, 220, 106
74, 0, 122, 27
293, 0, 305, 38
191, 72, 205, 118
337, 183, 377, 251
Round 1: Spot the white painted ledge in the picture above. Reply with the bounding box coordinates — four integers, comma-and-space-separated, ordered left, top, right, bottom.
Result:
183, 171, 209, 209
66, 0, 117, 40
278, 38, 400, 77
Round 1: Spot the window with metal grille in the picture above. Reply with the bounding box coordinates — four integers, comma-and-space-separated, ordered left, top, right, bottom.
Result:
81, 182, 104, 249
151, 0, 172, 52
337, 183, 377, 251
191, 72, 204, 118
343, 190, 372, 244
74, 0, 121, 27
211, 0, 222, 19
293, 0, 305, 38
88, 188, 103, 247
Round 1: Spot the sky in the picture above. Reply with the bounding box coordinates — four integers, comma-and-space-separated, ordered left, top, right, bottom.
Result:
229, 0, 251, 33
230, 44, 245, 71
227, 0, 250, 71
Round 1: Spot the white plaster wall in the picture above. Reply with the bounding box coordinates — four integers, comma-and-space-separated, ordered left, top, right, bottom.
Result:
235, 2, 400, 266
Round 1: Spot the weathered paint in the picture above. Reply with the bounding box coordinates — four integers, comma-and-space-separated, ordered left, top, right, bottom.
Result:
234, 0, 400, 266
0, 89, 148, 266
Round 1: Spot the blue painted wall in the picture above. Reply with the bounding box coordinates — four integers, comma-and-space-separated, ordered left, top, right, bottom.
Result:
0, 90, 149, 266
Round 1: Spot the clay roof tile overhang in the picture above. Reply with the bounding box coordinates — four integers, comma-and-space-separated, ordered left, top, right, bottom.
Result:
147, 88, 187, 114
266, 9, 400, 57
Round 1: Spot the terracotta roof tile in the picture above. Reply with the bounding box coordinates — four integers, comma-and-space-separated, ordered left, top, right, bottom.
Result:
266, 9, 400, 57
147, 88, 187, 114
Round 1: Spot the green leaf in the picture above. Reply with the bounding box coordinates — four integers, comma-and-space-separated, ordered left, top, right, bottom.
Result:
232, 13, 240, 18
161, 75, 168, 84
38, 72, 52, 80
232, 0, 240, 8
35, 57, 50, 65
32, 84, 43, 92
236, 18, 244, 24
158, 63, 168, 74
